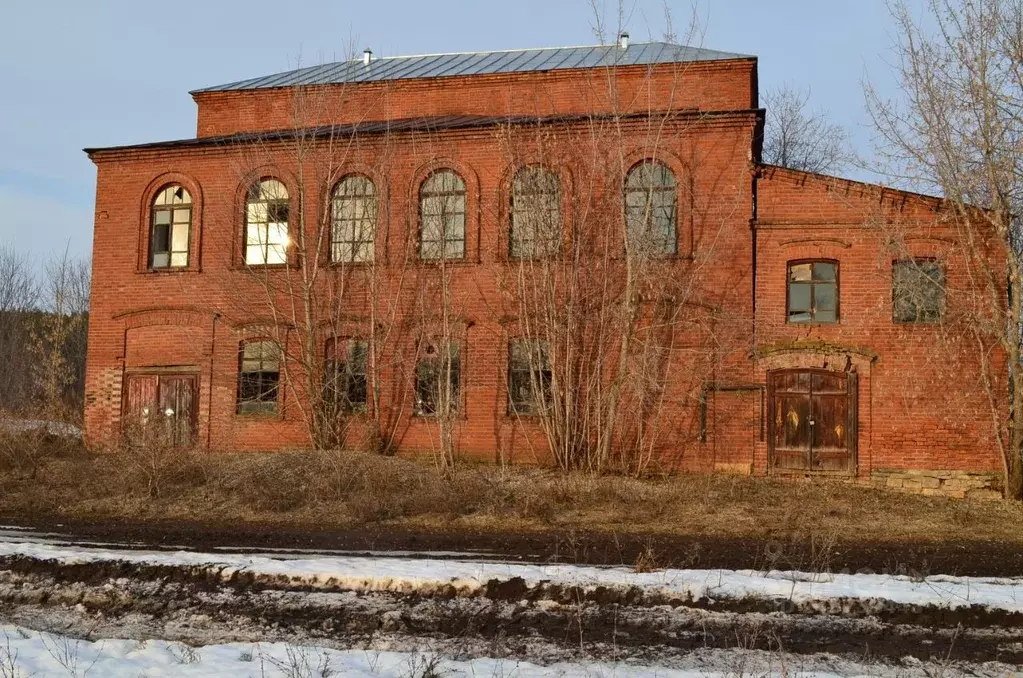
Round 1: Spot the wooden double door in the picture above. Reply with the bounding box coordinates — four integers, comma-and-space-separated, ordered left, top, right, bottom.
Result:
768, 369, 857, 473
123, 373, 198, 447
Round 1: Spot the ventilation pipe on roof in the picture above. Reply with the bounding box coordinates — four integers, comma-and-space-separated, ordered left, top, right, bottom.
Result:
363, 48, 373, 66
618, 32, 630, 49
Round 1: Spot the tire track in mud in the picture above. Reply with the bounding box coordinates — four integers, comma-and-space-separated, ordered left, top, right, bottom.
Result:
0, 557, 1021, 664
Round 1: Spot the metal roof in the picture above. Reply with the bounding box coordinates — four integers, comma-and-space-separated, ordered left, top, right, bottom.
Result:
192, 42, 754, 94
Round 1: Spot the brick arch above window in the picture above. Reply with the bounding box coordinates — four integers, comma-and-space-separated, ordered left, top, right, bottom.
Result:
409, 159, 481, 263
137, 172, 204, 273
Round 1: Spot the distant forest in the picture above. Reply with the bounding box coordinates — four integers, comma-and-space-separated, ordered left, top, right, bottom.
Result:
0, 246, 90, 422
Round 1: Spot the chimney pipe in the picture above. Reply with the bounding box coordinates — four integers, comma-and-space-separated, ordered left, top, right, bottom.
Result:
363, 48, 373, 66
618, 32, 629, 49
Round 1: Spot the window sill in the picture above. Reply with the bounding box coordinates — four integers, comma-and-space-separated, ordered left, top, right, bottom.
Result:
234, 410, 282, 420
786, 320, 840, 326
893, 318, 943, 325
138, 267, 201, 275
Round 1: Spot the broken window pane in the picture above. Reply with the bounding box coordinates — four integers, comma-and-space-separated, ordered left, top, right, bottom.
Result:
893, 259, 945, 323
237, 340, 280, 414
245, 179, 290, 265
150, 184, 191, 269
415, 341, 460, 415
787, 261, 838, 323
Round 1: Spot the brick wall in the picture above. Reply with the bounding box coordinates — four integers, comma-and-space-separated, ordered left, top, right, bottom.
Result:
84, 57, 1007, 482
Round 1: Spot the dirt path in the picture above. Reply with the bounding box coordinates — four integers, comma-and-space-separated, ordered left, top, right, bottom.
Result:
3, 515, 1022, 577
0, 555, 1019, 666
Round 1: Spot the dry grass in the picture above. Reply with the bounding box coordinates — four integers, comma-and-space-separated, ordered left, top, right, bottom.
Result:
0, 430, 1022, 544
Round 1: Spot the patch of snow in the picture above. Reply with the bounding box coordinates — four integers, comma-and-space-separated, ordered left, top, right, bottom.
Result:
0, 540, 1021, 614
0, 625, 1010, 678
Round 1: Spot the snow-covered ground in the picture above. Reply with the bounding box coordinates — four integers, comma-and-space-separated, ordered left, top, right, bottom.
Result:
0, 624, 1011, 678
0, 540, 1020, 614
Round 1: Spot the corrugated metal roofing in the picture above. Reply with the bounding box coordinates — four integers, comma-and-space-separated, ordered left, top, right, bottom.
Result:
192, 42, 754, 94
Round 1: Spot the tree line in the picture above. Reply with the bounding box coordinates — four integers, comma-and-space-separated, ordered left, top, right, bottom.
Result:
0, 245, 90, 423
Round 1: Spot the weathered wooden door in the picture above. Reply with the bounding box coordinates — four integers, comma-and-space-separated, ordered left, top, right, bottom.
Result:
123, 373, 198, 447
768, 369, 857, 473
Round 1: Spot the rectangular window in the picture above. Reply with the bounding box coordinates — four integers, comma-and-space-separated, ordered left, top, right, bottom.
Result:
508, 339, 552, 414
788, 261, 838, 323
237, 340, 280, 414
325, 338, 369, 412
893, 259, 945, 323
414, 341, 460, 415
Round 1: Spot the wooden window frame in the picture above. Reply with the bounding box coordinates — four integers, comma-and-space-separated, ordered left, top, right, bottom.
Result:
149, 185, 192, 270
624, 159, 678, 258
244, 179, 290, 267
507, 338, 552, 415
419, 169, 467, 261
786, 259, 840, 325
330, 175, 377, 264
236, 339, 281, 416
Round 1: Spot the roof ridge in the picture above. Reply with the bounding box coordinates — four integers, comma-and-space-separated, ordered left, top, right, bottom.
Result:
191, 41, 756, 94
354, 40, 669, 62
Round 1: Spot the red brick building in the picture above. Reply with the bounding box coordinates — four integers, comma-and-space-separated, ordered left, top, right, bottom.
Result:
84, 40, 1006, 495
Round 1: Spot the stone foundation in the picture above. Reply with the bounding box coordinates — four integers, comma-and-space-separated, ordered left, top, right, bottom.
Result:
871, 469, 1002, 500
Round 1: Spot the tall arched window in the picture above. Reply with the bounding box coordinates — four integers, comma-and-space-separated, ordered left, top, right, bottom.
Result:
331, 175, 376, 263
624, 160, 677, 256
510, 166, 561, 259
245, 179, 289, 265
150, 185, 192, 268
420, 170, 466, 260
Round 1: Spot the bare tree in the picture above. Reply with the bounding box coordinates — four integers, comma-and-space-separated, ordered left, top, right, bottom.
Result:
0, 246, 38, 413
867, 0, 1023, 498
762, 84, 851, 174
29, 246, 91, 422
490, 9, 751, 474
216, 65, 414, 465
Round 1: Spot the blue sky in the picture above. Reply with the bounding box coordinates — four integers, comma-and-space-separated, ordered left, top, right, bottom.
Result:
0, 1, 922, 263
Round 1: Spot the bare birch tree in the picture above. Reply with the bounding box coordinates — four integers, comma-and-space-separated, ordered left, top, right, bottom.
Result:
867, 0, 1023, 498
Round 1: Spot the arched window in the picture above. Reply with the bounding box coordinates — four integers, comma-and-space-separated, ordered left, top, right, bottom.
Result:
510, 166, 561, 259
419, 170, 466, 260
624, 160, 677, 256
245, 179, 289, 265
331, 175, 376, 263
150, 185, 192, 268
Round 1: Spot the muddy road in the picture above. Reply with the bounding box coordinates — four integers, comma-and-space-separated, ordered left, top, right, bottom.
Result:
3, 516, 1022, 577
0, 555, 1019, 667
